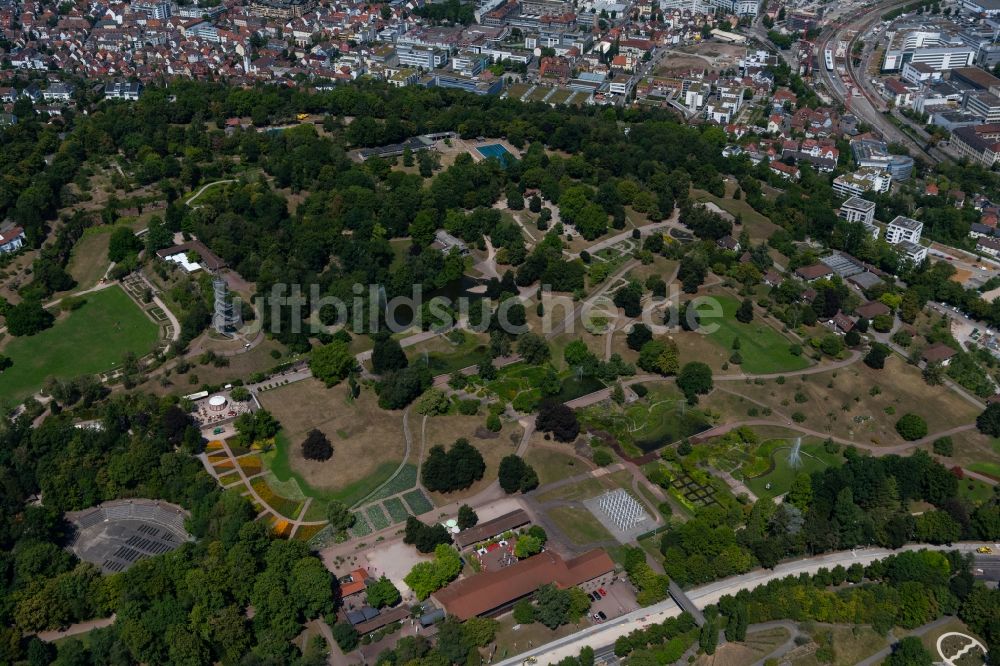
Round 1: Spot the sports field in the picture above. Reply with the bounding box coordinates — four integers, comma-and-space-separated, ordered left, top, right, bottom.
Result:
0, 286, 158, 403
694, 295, 809, 374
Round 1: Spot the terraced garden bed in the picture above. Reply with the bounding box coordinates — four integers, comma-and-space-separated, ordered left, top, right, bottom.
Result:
251, 477, 304, 519
218, 471, 242, 486
384, 497, 409, 523
362, 463, 418, 504
349, 513, 372, 538
238, 455, 263, 476
294, 523, 326, 542
403, 489, 434, 516
366, 504, 391, 531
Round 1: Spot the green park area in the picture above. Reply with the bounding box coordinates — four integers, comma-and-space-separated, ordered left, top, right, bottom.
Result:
689, 186, 780, 242
405, 330, 489, 376
578, 386, 712, 457
0, 286, 159, 404
695, 295, 810, 374
681, 428, 844, 500
471, 362, 605, 414
257, 380, 407, 512
742, 439, 844, 499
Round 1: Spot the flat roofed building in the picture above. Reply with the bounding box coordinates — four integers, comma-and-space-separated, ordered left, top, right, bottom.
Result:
886, 215, 923, 244
839, 196, 876, 226
897, 239, 928, 263
833, 169, 892, 198
950, 66, 1000, 92
249, 0, 315, 19
963, 89, 1000, 122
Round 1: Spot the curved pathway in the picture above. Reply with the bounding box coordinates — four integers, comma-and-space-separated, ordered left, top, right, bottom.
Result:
564, 351, 864, 410
186, 179, 237, 207
351, 406, 414, 509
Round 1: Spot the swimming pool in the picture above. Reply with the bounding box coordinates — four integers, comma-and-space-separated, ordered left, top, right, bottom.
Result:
476, 143, 512, 165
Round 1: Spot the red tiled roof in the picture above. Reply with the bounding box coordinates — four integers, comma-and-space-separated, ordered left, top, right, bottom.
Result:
432, 549, 615, 621
340, 568, 370, 597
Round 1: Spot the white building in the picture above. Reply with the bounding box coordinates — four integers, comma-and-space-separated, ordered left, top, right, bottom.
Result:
832, 168, 892, 198
898, 240, 928, 263
42, 82, 74, 102
839, 196, 875, 223
839, 197, 880, 239
882, 30, 975, 72
396, 44, 449, 70
886, 215, 923, 244
104, 81, 143, 100
132, 0, 171, 19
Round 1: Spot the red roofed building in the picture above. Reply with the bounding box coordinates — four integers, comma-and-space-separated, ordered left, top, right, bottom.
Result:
432, 549, 615, 620
339, 568, 370, 598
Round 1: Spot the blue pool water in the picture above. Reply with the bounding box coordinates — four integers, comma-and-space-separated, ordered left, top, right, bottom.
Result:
476, 143, 512, 165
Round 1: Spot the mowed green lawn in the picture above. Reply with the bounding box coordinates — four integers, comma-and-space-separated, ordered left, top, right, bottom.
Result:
745, 442, 842, 499
696, 296, 810, 374
0, 286, 159, 403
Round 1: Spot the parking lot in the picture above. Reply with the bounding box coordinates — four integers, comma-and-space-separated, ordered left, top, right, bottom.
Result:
580, 576, 639, 624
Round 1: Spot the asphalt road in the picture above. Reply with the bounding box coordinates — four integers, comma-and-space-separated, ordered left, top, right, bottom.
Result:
493, 542, 999, 665
813, 0, 943, 163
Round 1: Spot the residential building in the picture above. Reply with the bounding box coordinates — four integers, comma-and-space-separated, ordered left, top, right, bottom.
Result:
857, 300, 891, 319
249, 0, 316, 19
42, 82, 74, 102
104, 81, 143, 100
886, 215, 923, 244
770, 161, 800, 180
897, 240, 928, 263
978, 235, 1000, 257
884, 78, 913, 107
0, 226, 25, 254
832, 169, 892, 198
132, 1, 171, 19
839, 196, 880, 239
922, 342, 958, 365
